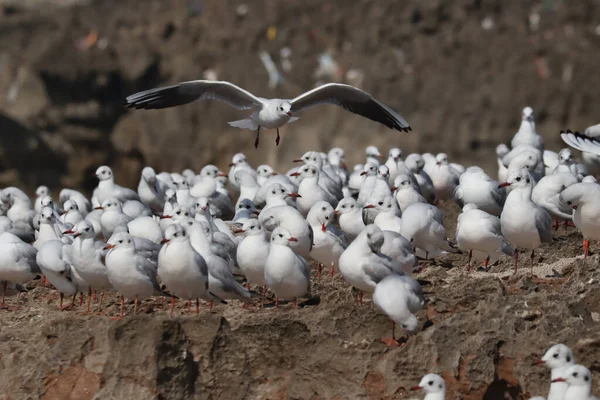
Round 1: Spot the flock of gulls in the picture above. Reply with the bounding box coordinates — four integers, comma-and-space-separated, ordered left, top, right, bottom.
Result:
0, 80, 598, 398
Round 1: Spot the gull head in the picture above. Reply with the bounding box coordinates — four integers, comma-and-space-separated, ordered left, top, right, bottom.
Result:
64, 200, 79, 213
71, 220, 95, 239
166, 205, 191, 222
360, 162, 378, 176
398, 313, 419, 335
277, 101, 292, 117
240, 218, 263, 236
365, 145, 381, 159
230, 153, 248, 167
165, 189, 176, 202
95, 165, 113, 181
393, 175, 413, 191
559, 182, 597, 210
522, 106, 534, 121
101, 198, 122, 212
496, 144, 510, 158
335, 198, 358, 215
40, 195, 54, 209
200, 165, 221, 178
36, 185, 50, 198
364, 225, 384, 253
195, 197, 211, 213
105, 231, 134, 250
535, 343, 574, 369
376, 165, 390, 180
295, 151, 321, 166
270, 226, 296, 246
142, 167, 157, 183
327, 147, 345, 167
413, 373, 446, 394
436, 153, 449, 166
404, 154, 424, 173
296, 165, 319, 179
552, 365, 592, 387
388, 147, 402, 161
40, 206, 54, 224
366, 196, 396, 214
162, 224, 187, 244
257, 164, 276, 178
499, 168, 532, 189
237, 198, 258, 213
558, 148, 573, 164
307, 201, 334, 230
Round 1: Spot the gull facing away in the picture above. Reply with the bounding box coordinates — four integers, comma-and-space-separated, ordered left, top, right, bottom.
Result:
123, 81, 411, 148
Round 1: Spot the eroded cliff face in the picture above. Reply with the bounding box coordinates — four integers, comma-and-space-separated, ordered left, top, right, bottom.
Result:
0, 221, 598, 400
1, 0, 600, 192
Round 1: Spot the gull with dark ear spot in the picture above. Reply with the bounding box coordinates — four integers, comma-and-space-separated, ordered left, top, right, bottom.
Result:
532, 343, 575, 400
93, 165, 140, 206
551, 364, 598, 400
124, 80, 411, 148
306, 201, 348, 278
500, 168, 552, 275
411, 373, 446, 399
334, 198, 365, 241
559, 182, 600, 258
236, 219, 270, 289
295, 165, 337, 216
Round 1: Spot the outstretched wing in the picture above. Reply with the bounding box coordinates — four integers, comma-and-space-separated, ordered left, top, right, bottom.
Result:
561, 130, 600, 156
124, 80, 265, 110
290, 83, 411, 132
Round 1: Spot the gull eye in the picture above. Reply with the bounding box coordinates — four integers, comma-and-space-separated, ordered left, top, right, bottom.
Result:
86, 228, 90, 231
567, 201, 572, 205
321, 206, 326, 211
387, 205, 391, 208
553, 353, 559, 358
278, 234, 283, 238
573, 372, 578, 378
584, 375, 589, 382
566, 355, 571, 362
182, 231, 186, 236
271, 190, 276, 194
176, 211, 181, 215
351, 205, 354, 208
280, 189, 285, 193
516, 177, 521, 182
342, 205, 346, 208
526, 178, 530, 183
367, 233, 371, 239
185, 212, 189, 216
428, 381, 434, 386
118, 240, 123, 244
378, 201, 383, 206
174, 233, 178, 237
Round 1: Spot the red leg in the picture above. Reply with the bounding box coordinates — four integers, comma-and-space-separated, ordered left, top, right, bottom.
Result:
254, 126, 261, 148
330, 262, 335, 277
86, 287, 92, 313
99, 290, 104, 310
43, 275, 47, 287
275, 298, 279, 308
317, 264, 322, 279
513, 249, 519, 274
134, 296, 139, 315
59, 292, 64, 310
196, 298, 200, 314
530, 249, 535, 275
187, 299, 192, 313
79, 292, 83, 307
483, 256, 489, 272
209, 300, 213, 312
93, 289, 97, 301
553, 219, 559, 231
71, 293, 77, 309
584, 239, 589, 258
111, 296, 125, 320
381, 321, 400, 347
563, 220, 568, 233
275, 128, 281, 146
293, 298, 297, 308
170, 296, 175, 319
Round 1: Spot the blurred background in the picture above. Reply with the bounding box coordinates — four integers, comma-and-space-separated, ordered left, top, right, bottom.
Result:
0, 0, 599, 194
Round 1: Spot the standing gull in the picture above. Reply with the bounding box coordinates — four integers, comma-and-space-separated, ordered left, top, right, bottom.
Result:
559, 182, 600, 258
124, 81, 411, 148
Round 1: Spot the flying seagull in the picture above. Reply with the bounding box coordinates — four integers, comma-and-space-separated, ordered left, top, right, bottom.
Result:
123, 80, 411, 148
561, 129, 600, 156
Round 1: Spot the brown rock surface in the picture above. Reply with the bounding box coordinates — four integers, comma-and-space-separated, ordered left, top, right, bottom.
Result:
0, 205, 598, 399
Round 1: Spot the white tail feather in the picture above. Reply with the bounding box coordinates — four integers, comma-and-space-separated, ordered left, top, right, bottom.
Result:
228, 119, 259, 130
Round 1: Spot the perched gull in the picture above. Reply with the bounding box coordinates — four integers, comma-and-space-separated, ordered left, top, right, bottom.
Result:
372, 274, 423, 346
456, 204, 513, 271
559, 182, 600, 258
306, 201, 348, 278
400, 202, 454, 259
533, 343, 575, 400
411, 374, 446, 400
552, 365, 599, 400
124, 81, 411, 148
334, 198, 366, 241
512, 106, 543, 151
264, 226, 311, 307
500, 168, 552, 274
0, 232, 39, 308
104, 231, 166, 318
235, 219, 270, 288
532, 173, 578, 230
158, 224, 224, 317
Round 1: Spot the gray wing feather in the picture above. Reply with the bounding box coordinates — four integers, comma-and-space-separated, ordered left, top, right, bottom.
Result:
290, 83, 411, 132
536, 209, 553, 244
124, 80, 264, 110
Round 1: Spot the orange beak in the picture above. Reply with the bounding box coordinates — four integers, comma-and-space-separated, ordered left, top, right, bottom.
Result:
160, 215, 172, 219
288, 237, 298, 242
218, 172, 228, 177
321, 223, 326, 232
160, 238, 170, 244
498, 182, 510, 188
363, 204, 375, 209
532, 359, 545, 366
289, 172, 301, 177
411, 386, 422, 391
360, 171, 367, 176
63, 229, 74, 235
341, 162, 348, 169
334, 210, 340, 215
94, 206, 104, 210
551, 378, 566, 383
104, 244, 115, 250
287, 192, 302, 198
286, 111, 292, 116
233, 229, 246, 234
229, 163, 235, 167
391, 186, 398, 191
271, 172, 278, 176
293, 159, 303, 163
